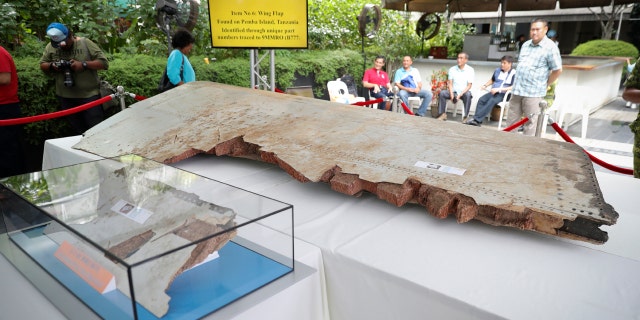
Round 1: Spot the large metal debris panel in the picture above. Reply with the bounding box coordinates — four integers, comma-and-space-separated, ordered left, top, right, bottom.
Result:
74, 81, 618, 244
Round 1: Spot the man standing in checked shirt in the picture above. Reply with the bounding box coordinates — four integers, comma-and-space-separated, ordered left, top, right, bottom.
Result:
506, 18, 562, 136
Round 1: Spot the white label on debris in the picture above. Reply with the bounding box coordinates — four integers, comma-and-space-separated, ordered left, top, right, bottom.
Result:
111, 199, 152, 224
414, 161, 466, 176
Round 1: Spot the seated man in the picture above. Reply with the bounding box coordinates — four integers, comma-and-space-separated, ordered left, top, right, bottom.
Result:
394, 55, 432, 116
362, 55, 394, 110
437, 52, 474, 121
465, 55, 515, 126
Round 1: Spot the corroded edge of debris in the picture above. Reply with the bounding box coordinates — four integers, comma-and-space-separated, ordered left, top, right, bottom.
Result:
159, 137, 614, 245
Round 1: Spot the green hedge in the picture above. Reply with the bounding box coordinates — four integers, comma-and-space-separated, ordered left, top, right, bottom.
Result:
570, 39, 638, 58
14, 49, 364, 146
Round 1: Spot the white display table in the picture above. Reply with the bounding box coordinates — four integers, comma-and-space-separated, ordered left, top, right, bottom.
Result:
173, 153, 640, 320
0, 242, 325, 320
15, 136, 640, 319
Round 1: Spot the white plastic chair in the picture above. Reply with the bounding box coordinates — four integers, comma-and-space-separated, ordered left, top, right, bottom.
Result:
497, 91, 512, 130
449, 99, 464, 118
448, 89, 475, 120
408, 96, 423, 112
391, 84, 422, 114
554, 86, 590, 139
327, 80, 365, 104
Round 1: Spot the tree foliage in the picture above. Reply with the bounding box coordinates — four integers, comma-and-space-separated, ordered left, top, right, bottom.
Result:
1, 0, 474, 65
1, 0, 123, 50
0, 0, 215, 56
629, 4, 640, 50
307, 0, 474, 73
589, 4, 634, 40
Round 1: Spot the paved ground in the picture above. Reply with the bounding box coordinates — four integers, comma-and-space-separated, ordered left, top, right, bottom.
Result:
425, 92, 636, 177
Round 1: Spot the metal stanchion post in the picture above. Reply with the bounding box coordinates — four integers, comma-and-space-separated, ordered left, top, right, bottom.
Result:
117, 86, 126, 110
535, 100, 548, 137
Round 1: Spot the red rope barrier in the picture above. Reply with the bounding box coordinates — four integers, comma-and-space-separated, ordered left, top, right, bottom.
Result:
399, 101, 415, 115
502, 117, 529, 132
550, 122, 633, 175
0, 95, 114, 126
351, 98, 383, 107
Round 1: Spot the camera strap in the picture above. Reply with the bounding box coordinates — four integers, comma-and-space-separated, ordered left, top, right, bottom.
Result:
164, 52, 184, 83
175, 53, 185, 82
79, 38, 101, 87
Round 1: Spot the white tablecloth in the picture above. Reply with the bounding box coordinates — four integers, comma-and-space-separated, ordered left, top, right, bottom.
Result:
33, 136, 640, 320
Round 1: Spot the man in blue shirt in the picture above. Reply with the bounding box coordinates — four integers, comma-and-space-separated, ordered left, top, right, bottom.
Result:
506, 18, 562, 136
436, 52, 474, 121
465, 55, 515, 126
394, 56, 433, 117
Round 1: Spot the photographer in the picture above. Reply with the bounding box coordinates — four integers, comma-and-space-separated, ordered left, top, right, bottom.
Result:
39, 22, 109, 135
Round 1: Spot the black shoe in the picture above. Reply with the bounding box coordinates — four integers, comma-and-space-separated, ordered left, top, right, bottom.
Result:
465, 119, 481, 126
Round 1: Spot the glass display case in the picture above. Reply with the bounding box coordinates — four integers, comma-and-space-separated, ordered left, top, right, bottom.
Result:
0, 155, 294, 319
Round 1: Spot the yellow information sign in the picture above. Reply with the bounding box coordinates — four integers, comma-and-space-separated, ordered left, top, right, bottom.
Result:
209, 0, 308, 48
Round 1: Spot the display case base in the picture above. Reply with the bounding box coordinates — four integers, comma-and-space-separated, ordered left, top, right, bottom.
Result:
8, 225, 291, 319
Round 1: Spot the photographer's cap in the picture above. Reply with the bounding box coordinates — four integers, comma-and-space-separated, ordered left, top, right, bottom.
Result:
46, 22, 69, 48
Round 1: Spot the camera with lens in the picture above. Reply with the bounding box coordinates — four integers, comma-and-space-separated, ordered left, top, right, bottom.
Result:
53, 60, 74, 87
